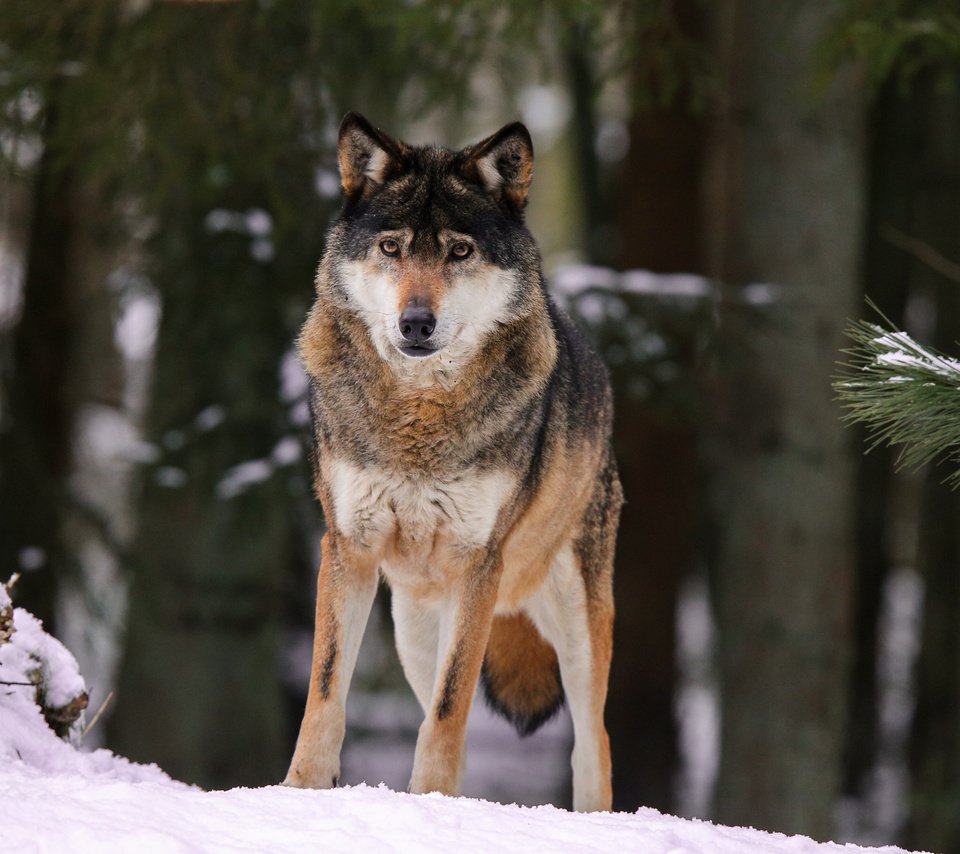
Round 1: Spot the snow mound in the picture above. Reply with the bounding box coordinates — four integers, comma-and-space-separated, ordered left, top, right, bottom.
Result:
0, 596, 171, 785
0, 596, 925, 853
0, 771, 921, 854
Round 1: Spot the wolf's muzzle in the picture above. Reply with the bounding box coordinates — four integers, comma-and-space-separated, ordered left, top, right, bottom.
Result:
398, 306, 437, 357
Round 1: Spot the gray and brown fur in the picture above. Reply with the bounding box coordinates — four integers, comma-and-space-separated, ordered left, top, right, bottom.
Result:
284, 113, 622, 811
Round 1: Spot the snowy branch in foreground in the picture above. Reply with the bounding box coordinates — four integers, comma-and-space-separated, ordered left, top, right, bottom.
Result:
835, 319, 960, 485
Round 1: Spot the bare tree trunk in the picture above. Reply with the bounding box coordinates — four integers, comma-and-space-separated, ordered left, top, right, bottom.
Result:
606, 110, 705, 816
107, 202, 295, 787
911, 463, 960, 853
607, 408, 697, 812
842, 78, 918, 807
704, 1, 865, 837
0, 95, 79, 628
563, 18, 607, 267
603, 1, 707, 814
904, 81, 960, 854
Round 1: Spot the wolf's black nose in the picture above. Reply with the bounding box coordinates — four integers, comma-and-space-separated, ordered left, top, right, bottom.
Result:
398, 306, 436, 344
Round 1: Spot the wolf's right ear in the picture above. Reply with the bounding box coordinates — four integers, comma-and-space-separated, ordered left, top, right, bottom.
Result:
461, 122, 534, 213
338, 113, 406, 201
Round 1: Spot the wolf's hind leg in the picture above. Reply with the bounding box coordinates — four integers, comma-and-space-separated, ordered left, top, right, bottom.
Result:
394, 587, 472, 787
407, 556, 502, 798
284, 533, 378, 789
391, 586, 439, 714
527, 543, 614, 812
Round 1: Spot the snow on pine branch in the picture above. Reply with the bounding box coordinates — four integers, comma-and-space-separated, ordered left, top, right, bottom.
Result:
835, 318, 960, 484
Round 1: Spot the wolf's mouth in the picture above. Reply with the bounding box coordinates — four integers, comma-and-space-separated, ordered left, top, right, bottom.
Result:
398, 344, 439, 358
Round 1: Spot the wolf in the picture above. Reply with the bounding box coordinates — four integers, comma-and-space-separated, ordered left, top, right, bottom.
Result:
283, 113, 622, 812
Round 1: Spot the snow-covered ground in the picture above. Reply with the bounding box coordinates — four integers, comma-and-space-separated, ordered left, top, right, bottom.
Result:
2, 769, 922, 854
0, 590, 925, 853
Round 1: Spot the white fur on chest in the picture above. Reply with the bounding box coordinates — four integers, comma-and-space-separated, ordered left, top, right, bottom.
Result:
329, 459, 515, 555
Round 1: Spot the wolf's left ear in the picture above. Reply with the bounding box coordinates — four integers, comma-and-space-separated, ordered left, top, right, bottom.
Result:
338, 112, 407, 201
461, 122, 534, 212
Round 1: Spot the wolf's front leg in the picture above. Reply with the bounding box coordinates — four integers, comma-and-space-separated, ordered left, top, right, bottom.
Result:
408, 555, 502, 797
284, 533, 378, 789
526, 544, 614, 812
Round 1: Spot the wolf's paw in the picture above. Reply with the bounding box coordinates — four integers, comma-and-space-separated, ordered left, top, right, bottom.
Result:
282, 763, 339, 790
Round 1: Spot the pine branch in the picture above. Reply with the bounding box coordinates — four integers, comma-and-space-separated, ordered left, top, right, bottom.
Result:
834, 316, 960, 486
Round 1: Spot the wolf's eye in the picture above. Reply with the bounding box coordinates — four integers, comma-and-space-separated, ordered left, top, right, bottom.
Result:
450, 242, 473, 260
379, 238, 400, 257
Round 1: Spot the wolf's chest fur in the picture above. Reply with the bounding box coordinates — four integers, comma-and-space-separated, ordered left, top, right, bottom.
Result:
328, 458, 515, 591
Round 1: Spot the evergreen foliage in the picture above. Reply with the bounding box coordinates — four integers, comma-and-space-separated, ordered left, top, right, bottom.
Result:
823, 0, 960, 92
836, 313, 960, 485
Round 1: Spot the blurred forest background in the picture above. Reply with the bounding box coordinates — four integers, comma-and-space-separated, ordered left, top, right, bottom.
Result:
2, 1, 960, 850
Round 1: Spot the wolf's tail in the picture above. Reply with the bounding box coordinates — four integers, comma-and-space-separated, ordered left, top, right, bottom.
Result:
480, 612, 564, 737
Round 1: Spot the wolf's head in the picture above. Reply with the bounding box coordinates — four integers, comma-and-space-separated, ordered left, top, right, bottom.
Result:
320, 113, 544, 375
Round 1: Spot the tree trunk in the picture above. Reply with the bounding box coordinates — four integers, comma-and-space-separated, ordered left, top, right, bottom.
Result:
704, 1, 865, 837
842, 79, 917, 802
603, 1, 707, 814
904, 81, 960, 854
607, 408, 697, 813
108, 200, 295, 788
0, 95, 78, 628
563, 19, 606, 267
911, 466, 960, 852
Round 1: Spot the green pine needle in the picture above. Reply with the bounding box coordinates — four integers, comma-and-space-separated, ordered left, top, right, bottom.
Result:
834, 314, 960, 486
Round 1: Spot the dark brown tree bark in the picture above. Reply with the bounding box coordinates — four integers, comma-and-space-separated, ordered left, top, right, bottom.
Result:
910, 465, 960, 853
704, 2, 865, 837
601, 1, 708, 815
842, 78, 920, 805
607, 408, 698, 812
0, 96, 78, 628
903, 82, 960, 854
